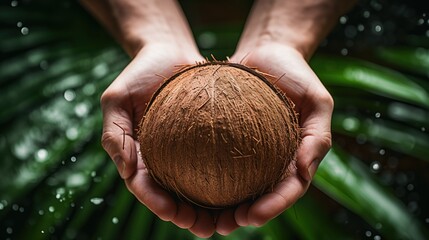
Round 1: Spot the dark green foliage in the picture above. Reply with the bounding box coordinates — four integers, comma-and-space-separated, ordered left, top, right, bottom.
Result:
0, 0, 428, 239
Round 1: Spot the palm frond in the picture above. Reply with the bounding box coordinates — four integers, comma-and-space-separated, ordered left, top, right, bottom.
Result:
314, 146, 428, 240
1, 0, 428, 239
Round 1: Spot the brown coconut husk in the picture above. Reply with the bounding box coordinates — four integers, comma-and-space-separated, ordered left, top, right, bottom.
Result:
138, 61, 301, 208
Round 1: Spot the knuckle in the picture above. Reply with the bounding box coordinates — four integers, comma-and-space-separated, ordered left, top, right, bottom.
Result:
319, 92, 334, 109
100, 88, 121, 108
100, 90, 110, 106
323, 132, 332, 148
319, 132, 333, 152
101, 131, 116, 151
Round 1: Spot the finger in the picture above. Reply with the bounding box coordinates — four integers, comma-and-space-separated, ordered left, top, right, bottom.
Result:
171, 202, 197, 229
247, 176, 309, 227
297, 92, 333, 181
216, 208, 239, 236
234, 202, 252, 227
101, 90, 137, 179
125, 151, 178, 222
189, 208, 216, 238
296, 135, 331, 181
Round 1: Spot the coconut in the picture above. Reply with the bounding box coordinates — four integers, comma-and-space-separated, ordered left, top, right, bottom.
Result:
138, 62, 300, 208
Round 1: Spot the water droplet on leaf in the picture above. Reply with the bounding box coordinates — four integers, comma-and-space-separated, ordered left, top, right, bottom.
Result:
66, 127, 79, 140
64, 90, 76, 101
35, 149, 48, 162
365, 230, 372, 237
20, 27, 29, 35
90, 198, 104, 205
371, 161, 381, 172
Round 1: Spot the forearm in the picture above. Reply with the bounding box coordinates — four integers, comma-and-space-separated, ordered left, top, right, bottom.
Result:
236, 0, 357, 60
79, 0, 198, 57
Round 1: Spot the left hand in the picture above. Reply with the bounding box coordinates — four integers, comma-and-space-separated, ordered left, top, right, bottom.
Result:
100, 42, 219, 238
215, 42, 334, 235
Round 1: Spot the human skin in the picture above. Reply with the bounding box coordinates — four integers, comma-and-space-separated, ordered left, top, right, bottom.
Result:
218, 0, 357, 234
80, 0, 215, 237
80, 0, 356, 237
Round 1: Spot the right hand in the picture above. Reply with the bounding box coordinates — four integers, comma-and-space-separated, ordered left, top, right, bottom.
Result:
216, 42, 334, 233
100, 43, 218, 238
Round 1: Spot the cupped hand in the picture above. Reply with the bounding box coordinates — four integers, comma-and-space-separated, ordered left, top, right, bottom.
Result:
100, 43, 217, 238
215, 43, 334, 234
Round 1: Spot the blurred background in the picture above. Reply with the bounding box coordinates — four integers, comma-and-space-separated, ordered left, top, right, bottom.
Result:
0, 0, 428, 239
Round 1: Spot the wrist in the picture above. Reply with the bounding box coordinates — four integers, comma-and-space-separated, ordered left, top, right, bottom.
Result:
124, 28, 200, 58
236, 0, 356, 61
81, 0, 198, 58
133, 40, 203, 66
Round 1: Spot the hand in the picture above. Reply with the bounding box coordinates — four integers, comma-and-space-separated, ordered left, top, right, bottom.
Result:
215, 43, 334, 234
83, 0, 350, 236
100, 43, 218, 238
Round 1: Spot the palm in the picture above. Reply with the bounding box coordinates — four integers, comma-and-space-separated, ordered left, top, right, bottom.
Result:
228, 43, 334, 226
100, 45, 220, 237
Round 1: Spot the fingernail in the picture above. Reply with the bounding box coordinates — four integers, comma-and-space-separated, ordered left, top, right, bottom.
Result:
308, 159, 320, 181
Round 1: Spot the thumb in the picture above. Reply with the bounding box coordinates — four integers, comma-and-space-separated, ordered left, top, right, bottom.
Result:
296, 134, 331, 181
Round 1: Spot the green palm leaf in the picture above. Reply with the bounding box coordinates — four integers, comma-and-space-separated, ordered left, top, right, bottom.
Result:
332, 113, 429, 161
314, 146, 428, 240
311, 55, 429, 109
1, 0, 428, 239
375, 46, 429, 76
